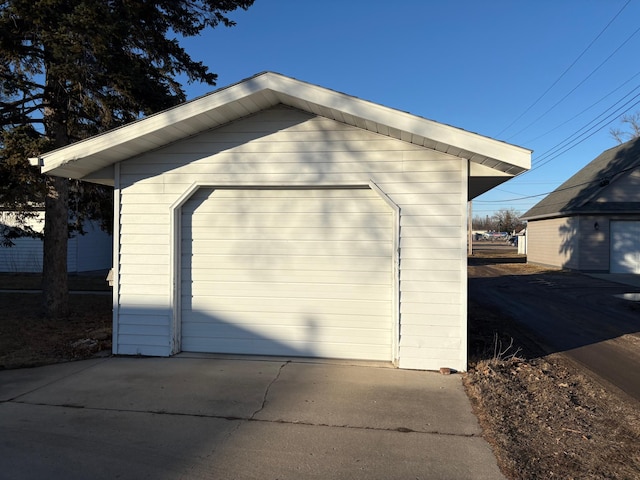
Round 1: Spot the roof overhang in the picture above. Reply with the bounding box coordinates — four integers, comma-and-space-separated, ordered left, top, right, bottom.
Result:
33, 72, 531, 194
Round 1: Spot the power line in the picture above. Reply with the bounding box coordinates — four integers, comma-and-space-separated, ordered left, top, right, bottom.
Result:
474, 108, 640, 209
495, 78, 640, 181
531, 83, 640, 163
529, 93, 640, 172
493, 187, 525, 196
521, 68, 640, 145
475, 160, 640, 204
506, 21, 640, 141
495, 0, 631, 138
475, 192, 554, 203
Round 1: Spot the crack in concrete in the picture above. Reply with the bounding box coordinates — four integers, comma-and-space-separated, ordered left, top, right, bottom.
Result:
2, 357, 111, 403
207, 360, 289, 460
7, 399, 480, 438
249, 360, 289, 420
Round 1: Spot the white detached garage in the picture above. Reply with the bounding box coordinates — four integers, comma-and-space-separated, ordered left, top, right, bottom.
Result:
35, 72, 530, 371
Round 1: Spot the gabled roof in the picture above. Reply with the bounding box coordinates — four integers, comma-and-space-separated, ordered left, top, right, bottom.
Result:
522, 136, 640, 220
33, 72, 530, 193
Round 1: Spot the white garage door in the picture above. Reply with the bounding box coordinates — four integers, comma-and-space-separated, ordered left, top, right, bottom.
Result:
181, 188, 394, 361
611, 221, 640, 274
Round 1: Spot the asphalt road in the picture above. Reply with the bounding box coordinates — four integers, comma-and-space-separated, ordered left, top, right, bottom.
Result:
468, 248, 640, 403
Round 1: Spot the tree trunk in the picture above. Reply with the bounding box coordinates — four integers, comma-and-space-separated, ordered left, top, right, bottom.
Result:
42, 175, 69, 318
41, 57, 72, 318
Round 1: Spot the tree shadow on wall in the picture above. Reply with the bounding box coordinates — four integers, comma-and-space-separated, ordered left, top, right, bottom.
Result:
557, 138, 640, 271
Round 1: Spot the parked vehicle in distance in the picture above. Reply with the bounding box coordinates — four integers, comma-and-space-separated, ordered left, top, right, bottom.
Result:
480, 231, 510, 242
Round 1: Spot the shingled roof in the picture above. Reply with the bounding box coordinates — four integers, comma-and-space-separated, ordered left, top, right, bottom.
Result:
522, 136, 640, 220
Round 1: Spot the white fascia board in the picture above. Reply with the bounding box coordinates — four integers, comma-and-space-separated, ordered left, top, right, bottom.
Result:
39, 74, 277, 175
520, 212, 563, 221
470, 162, 513, 178
38, 71, 531, 178
266, 73, 532, 171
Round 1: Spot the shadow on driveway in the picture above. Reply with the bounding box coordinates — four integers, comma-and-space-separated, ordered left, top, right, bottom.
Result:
0, 356, 506, 479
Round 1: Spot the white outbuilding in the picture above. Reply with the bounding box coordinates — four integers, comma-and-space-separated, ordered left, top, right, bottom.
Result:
0, 211, 112, 273
34, 72, 530, 371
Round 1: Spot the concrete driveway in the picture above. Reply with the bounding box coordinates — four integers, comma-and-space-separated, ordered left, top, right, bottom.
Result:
0, 356, 505, 479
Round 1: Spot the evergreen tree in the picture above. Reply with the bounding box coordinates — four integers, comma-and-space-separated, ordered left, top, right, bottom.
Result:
0, 0, 254, 316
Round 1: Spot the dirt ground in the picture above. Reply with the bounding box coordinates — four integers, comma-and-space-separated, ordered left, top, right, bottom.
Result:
465, 244, 640, 479
2, 262, 640, 478
0, 273, 112, 369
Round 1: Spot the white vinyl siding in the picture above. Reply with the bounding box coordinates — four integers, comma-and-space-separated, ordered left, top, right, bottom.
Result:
181, 187, 394, 360
68, 223, 113, 273
116, 105, 467, 370
0, 213, 111, 273
0, 237, 43, 273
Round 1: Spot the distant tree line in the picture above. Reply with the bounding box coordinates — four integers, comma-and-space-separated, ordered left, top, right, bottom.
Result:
471, 113, 639, 236
473, 208, 525, 233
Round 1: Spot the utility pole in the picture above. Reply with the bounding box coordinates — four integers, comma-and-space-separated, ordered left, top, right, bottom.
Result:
468, 200, 473, 256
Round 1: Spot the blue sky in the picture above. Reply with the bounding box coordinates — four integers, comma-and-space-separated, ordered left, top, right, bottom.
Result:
180, 0, 640, 219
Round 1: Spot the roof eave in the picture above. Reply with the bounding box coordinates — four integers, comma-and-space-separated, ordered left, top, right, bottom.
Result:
521, 207, 632, 221
521, 212, 565, 221
38, 72, 531, 180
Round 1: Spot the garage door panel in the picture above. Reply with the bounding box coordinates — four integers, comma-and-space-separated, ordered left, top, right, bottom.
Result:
199, 189, 377, 199
185, 212, 392, 229
181, 188, 394, 361
185, 255, 392, 272
190, 198, 392, 215
179, 337, 391, 361
182, 310, 390, 328
182, 239, 393, 257
182, 323, 391, 344
185, 268, 390, 285
185, 296, 389, 317
181, 337, 308, 357
188, 281, 392, 301
188, 226, 391, 242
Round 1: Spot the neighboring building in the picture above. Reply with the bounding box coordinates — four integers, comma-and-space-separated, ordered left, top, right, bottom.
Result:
0, 211, 112, 273
522, 137, 640, 274
33, 72, 530, 371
